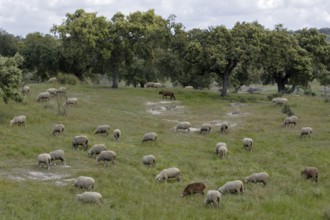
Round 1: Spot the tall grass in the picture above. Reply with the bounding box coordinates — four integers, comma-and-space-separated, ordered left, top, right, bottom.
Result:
0, 83, 329, 220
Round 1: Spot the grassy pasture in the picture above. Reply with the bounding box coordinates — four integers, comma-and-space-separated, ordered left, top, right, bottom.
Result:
0, 83, 329, 220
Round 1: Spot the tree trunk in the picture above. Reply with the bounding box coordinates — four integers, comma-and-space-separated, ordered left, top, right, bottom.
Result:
111, 65, 119, 88
276, 78, 286, 94
221, 73, 229, 96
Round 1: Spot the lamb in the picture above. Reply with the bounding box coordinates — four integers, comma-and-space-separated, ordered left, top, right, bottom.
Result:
272, 97, 288, 105
96, 150, 116, 166
282, 115, 298, 128
47, 77, 57, 83
300, 127, 312, 138
175, 121, 191, 132
200, 123, 212, 134
219, 122, 229, 133
36, 92, 51, 102
215, 142, 227, 154
76, 192, 103, 206
21, 85, 30, 95
142, 155, 156, 166
88, 144, 107, 158
244, 172, 269, 186
72, 135, 89, 150
9, 115, 26, 127
37, 153, 51, 170
243, 137, 253, 151
49, 149, 66, 166
155, 167, 181, 182
301, 167, 319, 183
218, 180, 244, 194
73, 176, 95, 190
218, 145, 228, 159
113, 129, 121, 141
205, 190, 222, 208
46, 88, 58, 96
94, 125, 111, 136
141, 132, 158, 143
159, 90, 176, 100
64, 97, 78, 107
181, 182, 206, 197
52, 124, 65, 135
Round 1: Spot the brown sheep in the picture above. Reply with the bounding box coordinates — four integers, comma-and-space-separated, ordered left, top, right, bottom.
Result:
181, 182, 206, 197
159, 90, 176, 100
301, 167, 319, 183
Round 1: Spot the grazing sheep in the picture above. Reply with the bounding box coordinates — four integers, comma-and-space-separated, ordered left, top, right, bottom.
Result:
200, 123, 212, 134
46, 88, 58, 96
72, 135, 89, 151
47, 77, 57, 83
73, 176, 95, 190
94, 125, 111, 136
9, 115, 26, 127
153, 82, 163, 88
64, 97, 78, 107
272, 97, 288, 105
49, 149, 66, 166
155, 167, 181, 182
145, 82, 155, 88
205, 190, 222, 208
175, 121, 191, 132
184, 86, 194, 89
218, 145, 228, 159
88, 144, 107, 158
300, 127, 312, 138
282, 115, 298, 128
57, 87, 66, 95
113, 129, 121, 141
159, 90, 176, 100
301, 167, 319, 183
244, 172, 269, 186
215, 142, 227, 154
76, 192, 102, 206
22, 85, 30, 95
142, 132, 158, 143
181, 182, 206, 197
52, 124, 65, 135
243, 138, 253, 151
218, 180, 244, 194
96, 150, 116, 166
142, 155, 156, 166
219, 122, 229, 133
36, 92, 51, 102
38, 153, 51, 170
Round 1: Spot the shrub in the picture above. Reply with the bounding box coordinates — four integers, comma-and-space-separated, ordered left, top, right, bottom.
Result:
267, 93, 282, 101
56, 73, 80, 85
282, 104, 294, 116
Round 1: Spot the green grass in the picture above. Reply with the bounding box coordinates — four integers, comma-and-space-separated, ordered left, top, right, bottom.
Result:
0, 83, 329, 220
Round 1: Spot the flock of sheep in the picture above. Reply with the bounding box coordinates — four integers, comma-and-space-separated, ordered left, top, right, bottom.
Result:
8, 82, 319, 207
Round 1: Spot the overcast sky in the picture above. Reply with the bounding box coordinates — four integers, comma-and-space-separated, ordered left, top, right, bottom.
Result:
1, 0, 330, 37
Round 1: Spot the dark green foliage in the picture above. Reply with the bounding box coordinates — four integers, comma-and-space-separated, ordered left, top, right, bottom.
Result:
281, 104, 295, 116
56, 73, 80, 85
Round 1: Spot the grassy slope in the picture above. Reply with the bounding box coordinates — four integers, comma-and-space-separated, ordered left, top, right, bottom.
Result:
0, 83, 329, 220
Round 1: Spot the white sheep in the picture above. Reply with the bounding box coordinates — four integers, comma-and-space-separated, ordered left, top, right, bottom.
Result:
113, 129, 121, 141
37, 153, 51, 170
46, 88, 58, 96
200, 123, 212, 134
218, 145, 228, 159
244, 172, 269, 186
219, 122, 229, 133
301, 127, 312, 138
57, 87, 66, 95
142, 132, 158, 143
73, 176, 95, 190
142, 155, 156, 166
215, 142, 227, 154
96, 150, 116, 166
36, 92, 51, 102
205, 190, 222, 208
272, 97, 288, 105
64, 97, 78, 107
175, 122, 191, 132
243, 137, 253, 151
21, 85, 30, 95
145, 82, 155, 88
152, 82, 163, 88
9, 115, 26, 127
155, 167, 181, 182
49, 149, 66, 166
47, 77, 57, 83
88, 144, 107, 157
94, 125, 111, 136
76, 192, 103, 206
52, 124, 65, 135
72, 135, 89, 150
184, 86, 194, 89
282, 115, 298, 128
218, 180, 244, 194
